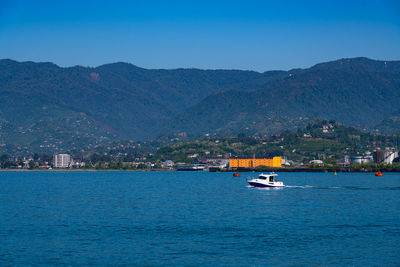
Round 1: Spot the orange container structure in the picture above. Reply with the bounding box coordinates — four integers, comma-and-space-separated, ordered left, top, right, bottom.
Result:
229, 157, 283, 168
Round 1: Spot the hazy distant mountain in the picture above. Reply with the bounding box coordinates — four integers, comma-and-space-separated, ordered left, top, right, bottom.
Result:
173, 57, 400, 135
1, 57, 400, 154
0, 59, 283, 153
374, 116, 400, 135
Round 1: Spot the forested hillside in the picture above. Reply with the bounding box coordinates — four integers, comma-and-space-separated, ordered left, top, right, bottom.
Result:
174, 58, 400, 135
1, 57, 400, 154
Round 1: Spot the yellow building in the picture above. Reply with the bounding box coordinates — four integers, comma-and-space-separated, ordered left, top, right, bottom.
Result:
229, 157, 283, 168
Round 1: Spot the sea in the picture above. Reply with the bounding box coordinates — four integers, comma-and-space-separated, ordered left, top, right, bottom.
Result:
0, 171, 399, 266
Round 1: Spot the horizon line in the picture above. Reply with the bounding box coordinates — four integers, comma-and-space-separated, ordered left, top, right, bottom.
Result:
2, 56, 399, 73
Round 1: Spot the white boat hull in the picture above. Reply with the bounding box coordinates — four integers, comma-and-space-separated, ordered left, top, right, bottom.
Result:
247, 179, 285, 188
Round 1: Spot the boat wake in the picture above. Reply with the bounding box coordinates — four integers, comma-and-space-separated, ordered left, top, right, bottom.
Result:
247, 184, 400, 191
285, 185, 369, 190
283, 185, 400, 190
285, 185, 343, 189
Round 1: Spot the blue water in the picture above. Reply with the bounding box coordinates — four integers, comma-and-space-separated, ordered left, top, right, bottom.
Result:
0, 171, 399, 266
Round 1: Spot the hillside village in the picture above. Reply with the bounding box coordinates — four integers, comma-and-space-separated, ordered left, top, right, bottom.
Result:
1, 120, 400, 171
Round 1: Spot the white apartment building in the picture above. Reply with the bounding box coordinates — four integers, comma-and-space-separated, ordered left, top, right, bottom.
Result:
53, 154, 71, 168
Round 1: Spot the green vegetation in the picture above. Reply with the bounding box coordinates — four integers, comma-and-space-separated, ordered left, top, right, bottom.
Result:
2, 119, 400, 170
153, 120, 400, 164
0, 59, 277, 155
174, 58, 400, 136
1, 58, 400, 156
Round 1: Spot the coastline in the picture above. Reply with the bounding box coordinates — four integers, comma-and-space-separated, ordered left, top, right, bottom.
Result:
1, 168, 400, 173
0, 168, 173, 172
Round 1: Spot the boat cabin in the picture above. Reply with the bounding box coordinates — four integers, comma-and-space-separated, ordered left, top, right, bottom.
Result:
259, 173, 277, 182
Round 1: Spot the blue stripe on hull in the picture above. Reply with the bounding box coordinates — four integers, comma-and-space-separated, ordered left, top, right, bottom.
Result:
248, 182, 273, 188
248, 182, 284, 188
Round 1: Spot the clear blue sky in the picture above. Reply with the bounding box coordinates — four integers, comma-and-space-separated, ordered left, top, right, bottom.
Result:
0, 0, 399, 71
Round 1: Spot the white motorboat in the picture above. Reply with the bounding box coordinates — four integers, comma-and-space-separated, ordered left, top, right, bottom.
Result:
247, 172, 284, 188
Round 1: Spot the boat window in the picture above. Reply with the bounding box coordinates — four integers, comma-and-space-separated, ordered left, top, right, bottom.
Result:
269, 176, 274, 182
259, 175, 266, 179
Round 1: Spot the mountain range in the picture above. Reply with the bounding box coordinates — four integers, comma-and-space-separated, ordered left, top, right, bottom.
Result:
0, 57, 399, 154
175, 57, 400, 135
